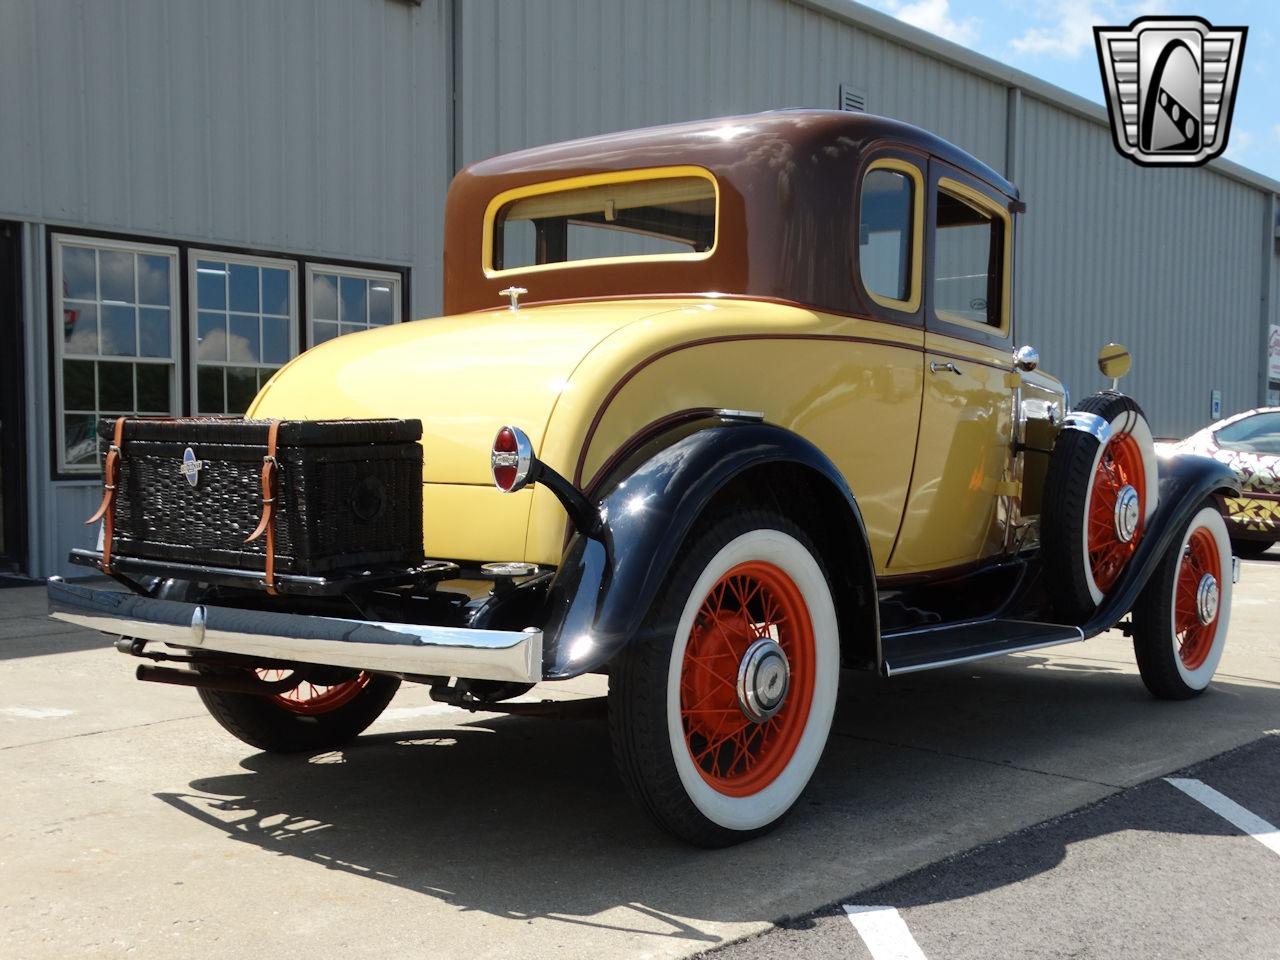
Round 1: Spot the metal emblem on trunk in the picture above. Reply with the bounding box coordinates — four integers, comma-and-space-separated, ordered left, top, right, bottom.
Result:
1094, 17, 1246, 167
180, 447, 204, 488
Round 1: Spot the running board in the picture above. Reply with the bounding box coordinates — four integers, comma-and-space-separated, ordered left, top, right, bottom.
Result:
880, 618, 1085, 676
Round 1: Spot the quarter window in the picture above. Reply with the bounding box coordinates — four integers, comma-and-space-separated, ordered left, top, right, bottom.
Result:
934, 188, 1005, 328
53, 236, 180, 472
859, 168, 915, 306
191, 253, 296, 414
307, 265, 402, 346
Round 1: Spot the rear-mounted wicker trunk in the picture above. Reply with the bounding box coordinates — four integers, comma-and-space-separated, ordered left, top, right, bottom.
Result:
96, 417, 424, 578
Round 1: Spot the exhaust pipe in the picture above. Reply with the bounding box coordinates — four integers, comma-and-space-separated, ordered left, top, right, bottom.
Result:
135, 664, 300, 696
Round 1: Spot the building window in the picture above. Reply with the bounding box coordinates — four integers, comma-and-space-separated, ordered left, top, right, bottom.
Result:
307, 265, 402, 345
191, 252, 297, 414
53, 235, 180, 473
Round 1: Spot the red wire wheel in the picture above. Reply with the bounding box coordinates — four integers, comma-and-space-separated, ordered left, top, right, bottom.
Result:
678, 561, 816, 798
256, 669, 372, 716
1086, 432, 1147, 594
1174, 527, 1223, 670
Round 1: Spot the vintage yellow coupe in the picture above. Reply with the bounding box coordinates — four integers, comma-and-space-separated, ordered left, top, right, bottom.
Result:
50, 112, 1240, 846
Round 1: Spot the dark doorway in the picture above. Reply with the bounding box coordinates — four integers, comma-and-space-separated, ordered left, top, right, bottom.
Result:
0, 222, 27, 573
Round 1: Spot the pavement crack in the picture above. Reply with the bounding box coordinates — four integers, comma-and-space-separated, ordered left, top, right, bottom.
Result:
0, 714, 206, 751
830, 730, 1126, 788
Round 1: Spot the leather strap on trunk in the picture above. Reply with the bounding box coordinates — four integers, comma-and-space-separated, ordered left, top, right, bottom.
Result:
85, 417, 127, 574
245, 419, 281, 595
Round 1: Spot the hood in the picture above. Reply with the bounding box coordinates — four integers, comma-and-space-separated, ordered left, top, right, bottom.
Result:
247, 301, 673, 485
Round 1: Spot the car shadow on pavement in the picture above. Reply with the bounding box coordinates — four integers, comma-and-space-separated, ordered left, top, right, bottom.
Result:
154, 654, 1280, 944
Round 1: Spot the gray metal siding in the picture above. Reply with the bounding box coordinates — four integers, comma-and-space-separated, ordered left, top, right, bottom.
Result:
456, 0, 1008, 175
458, 0, 1265, 438
6, 0, 1278, 577
0, 0, 450, 318
4, 0, 453, 577
1016, 95, 1265, 436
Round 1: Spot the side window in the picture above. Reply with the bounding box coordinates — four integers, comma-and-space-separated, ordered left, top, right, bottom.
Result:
1215, 412, 1280, 454
934, 187, 1005, 328
858, 163, 920, 312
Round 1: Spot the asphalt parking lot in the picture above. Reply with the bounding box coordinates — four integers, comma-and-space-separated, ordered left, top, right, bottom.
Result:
712, 738, 1280, 960
2, 554, 1279, 960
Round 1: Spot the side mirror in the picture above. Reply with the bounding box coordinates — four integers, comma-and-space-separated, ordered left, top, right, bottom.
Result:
1097, 342, 1131, 389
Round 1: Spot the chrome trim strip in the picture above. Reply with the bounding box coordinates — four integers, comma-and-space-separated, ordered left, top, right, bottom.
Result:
882, 616, 995, 639
47, 580, 543, 684
883, 628, 1085, 677
1061, 411, 1112, 443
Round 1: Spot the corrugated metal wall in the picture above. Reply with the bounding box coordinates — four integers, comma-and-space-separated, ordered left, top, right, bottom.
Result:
1016, 96, 1267, 436
1, 0, 452, 577
5, 0, 1277, 575
456, 0, 1009, 175
0, 0, 450, 315
456, 0, 1270, 437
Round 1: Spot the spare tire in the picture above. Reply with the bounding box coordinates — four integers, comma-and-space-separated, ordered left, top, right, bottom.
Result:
1041, 392, 1159, 623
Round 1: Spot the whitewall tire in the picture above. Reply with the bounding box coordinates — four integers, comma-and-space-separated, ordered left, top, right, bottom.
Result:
1043, 393, 1160, 622
1132, 505, 1233, 699
609, 510, 839, 846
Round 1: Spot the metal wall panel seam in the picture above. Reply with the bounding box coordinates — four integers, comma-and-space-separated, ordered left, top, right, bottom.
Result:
1259, 195, 1269, 407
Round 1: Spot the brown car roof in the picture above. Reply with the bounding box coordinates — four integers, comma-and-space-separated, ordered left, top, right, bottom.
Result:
443, 109, 1018, 317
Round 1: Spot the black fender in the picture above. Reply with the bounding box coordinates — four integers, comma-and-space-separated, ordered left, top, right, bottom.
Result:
1081, 451, 1240, 638
537, 418, 878, 679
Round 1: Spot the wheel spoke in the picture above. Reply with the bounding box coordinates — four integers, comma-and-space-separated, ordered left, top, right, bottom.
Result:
677, 558, 820, 797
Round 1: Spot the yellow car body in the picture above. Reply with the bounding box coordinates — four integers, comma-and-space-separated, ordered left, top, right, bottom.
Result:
251, 296, 1065, 579
51, 109, 1242, 847
247, 109, 1071, 581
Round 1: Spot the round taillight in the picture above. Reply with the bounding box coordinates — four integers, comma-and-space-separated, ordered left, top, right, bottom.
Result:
491, 425, 533, 492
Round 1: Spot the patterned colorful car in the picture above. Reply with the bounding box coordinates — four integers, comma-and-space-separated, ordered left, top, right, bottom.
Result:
49, 111, 1240, 846
1168, 407, 1280, 557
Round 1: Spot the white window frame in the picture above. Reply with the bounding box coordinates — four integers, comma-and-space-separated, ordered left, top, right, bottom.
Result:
51, 234, 182, 475
188, 249, 299, 415
305, 263, 403, 347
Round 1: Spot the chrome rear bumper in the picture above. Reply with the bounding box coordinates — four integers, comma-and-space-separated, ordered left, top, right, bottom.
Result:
47, 579, 543, 684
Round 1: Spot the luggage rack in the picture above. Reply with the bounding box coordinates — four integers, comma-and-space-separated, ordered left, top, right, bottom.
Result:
68, 548, 459, 597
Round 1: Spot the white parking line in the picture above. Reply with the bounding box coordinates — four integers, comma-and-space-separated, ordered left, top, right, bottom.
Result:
1165, 777, 1280, 857
842, 905, 928, 960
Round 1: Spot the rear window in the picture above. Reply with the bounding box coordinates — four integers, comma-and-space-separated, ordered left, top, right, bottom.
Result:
491, 171, 716, 273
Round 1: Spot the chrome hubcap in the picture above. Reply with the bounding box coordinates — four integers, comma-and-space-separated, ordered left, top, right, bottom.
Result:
1113, 484, 1140, 543
1195, 573, 1220, 626
736, 638, 790, 724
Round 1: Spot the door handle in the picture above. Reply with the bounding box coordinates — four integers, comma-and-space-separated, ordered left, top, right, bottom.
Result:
930, 360, 962, 375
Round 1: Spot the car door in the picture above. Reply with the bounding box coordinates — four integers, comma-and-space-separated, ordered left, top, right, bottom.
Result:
848, 147, 928, 571
888, 161, 1017, 573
